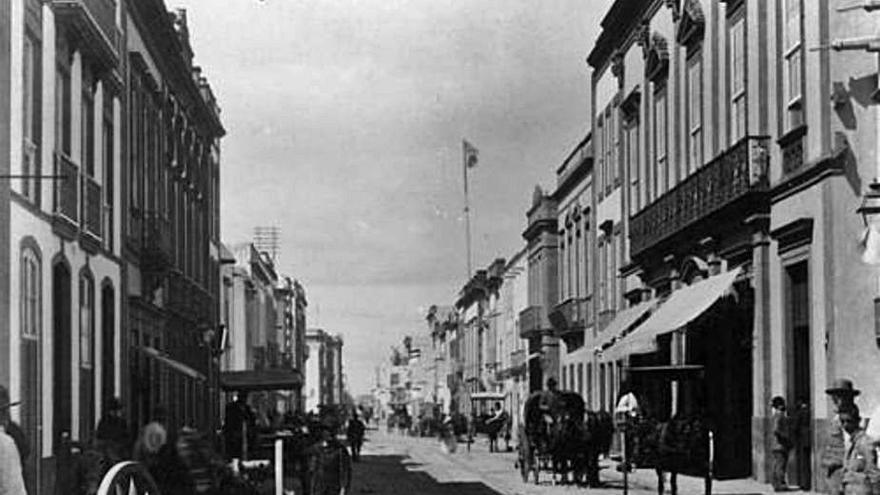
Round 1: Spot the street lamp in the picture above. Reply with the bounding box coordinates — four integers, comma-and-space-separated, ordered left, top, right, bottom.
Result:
858, 183, 880, 348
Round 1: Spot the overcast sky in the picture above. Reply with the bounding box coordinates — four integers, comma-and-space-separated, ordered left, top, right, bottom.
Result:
174, 0, 612, 395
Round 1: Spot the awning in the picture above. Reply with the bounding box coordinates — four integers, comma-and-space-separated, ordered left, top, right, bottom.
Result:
469, 391, 506, 401
219, 369, 303, 392
609, 268, 741, 358
139, 346, 206, 381
593, 300, 657, 353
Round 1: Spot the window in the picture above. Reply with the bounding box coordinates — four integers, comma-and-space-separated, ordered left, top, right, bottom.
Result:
562, 366, 567, 391
611, 106, 620, 189
598, 239, 607, 311
81, 69, 95, 177
21, 248, 41, 340
729, 15, 746, 143
626, 119, 640, 215
79, 273, 95, 440
559, 233, 567, 298
783, 0, 804, 129
575, 226, 582, 297
56, 65, 71, 156
577, 363, 584, 396
568, 231, 574, 299
653, 87, 668, 200
22, 34, 40, 203
596, 117, 605, 197
103, 99, 114, 250
687, 55, 703, 173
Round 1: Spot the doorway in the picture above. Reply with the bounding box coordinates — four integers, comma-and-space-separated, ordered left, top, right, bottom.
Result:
786, 261, 812, 490
51, 262, 72, 448
100, 284, 115, 409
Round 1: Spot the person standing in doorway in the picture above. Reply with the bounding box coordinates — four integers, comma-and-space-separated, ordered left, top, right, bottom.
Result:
771, 396, 793, 492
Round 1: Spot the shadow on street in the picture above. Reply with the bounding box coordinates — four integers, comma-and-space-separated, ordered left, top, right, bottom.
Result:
351, 454, 506, 495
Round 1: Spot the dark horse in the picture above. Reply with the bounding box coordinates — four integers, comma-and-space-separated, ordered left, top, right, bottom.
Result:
629, 416, 711, 495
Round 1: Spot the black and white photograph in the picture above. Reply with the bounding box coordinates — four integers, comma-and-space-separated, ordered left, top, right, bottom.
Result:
1, 0, 880, 494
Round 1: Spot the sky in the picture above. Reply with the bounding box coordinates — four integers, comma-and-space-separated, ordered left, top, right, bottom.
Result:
173, 0, 612, 395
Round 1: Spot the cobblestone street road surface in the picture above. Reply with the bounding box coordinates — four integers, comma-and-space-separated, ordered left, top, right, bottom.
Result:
349, 430, 657, 495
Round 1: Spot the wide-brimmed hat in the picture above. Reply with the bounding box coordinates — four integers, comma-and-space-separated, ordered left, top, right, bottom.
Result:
0, 400, 20, 411
826, 378, 860, 396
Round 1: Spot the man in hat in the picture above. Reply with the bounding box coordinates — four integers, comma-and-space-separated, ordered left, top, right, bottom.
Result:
95, 397, 131, 463
838, 407, 880, 495
771, 396, 793, 492
823, 379, 862, 494
0, 385, 26, 495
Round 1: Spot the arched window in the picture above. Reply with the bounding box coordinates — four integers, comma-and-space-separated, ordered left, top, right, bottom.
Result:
79, 272, 95, 440
21, 248, 41, 339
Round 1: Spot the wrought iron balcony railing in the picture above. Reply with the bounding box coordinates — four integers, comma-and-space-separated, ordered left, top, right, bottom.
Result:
54, 153, 79, 222
518, 305, 548, 339
142, 212, 173, 272
630, 135, 770, 257
549, 296, 592, 338
83, 176, 102, 238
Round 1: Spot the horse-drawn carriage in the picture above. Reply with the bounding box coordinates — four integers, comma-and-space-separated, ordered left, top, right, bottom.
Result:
516, 390, 613, 486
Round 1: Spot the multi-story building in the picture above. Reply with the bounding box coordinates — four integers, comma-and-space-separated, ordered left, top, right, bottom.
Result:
548, 135, 594, 400
425, 304, 457, 413
582, 0, 880, 488
493, 248, 529, 442
454, 259, 505, 415
519, 188, 560, 393
304, 328, 344, 413
5, 1, 127, 491
123, 2, 224, 435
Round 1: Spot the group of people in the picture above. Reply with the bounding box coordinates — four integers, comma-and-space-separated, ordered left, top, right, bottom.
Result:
771, 378, 880, 494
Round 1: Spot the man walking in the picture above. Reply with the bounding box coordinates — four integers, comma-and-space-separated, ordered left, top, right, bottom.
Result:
346, 411, 365, 462
771, 396, 793, 492
0, 387, 26, 495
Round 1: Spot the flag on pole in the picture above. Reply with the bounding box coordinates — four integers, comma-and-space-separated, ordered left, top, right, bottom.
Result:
463, 139, 479, 169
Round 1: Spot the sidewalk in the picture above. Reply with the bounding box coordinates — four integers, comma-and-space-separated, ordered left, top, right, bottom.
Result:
377, 429, 819, 495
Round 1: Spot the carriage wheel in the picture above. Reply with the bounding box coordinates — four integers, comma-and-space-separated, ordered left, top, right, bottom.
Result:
97, 461, 161, 495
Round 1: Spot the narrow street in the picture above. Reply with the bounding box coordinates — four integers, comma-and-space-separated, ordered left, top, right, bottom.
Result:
349, 430, 657, 495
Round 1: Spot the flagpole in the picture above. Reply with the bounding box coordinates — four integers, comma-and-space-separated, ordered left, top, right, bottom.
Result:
463, 141, 473, 280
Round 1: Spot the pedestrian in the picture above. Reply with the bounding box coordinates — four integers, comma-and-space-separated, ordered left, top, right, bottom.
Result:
0, 387, 26, 495
794, 397, 811, 490
95, 397, 131, 464
133, 405, 168, 468
308, 417, 352, 495
839, 407, 880, 495
486, 402, 506, 453
771, 396, 793, 492
615, 380, 640, 473
0, 385, 28, 472
222, 391, 255, 460
346, 411, 365, 462
824, 379, 862, 494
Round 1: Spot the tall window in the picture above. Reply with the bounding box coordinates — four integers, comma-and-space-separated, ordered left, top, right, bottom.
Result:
575, 225, 582, 297
729, 14, 746, 143
687, 55, 703, 173
22, 34, 40, 202
79, 274, 95, 441
611, 106, 620, 189
583, 217, 591, 297
56, 65, 72, 156
596, 117, 605, 197
81, 71, 95, 177
653, 87, 668, 200
784, 0, 804, 129
559, 235, 566, 298
625, 119, 640, 215
103, 99, 114, 250
21, 248, 40, 340
577, 363, 584, 396
598, 239, 607, 311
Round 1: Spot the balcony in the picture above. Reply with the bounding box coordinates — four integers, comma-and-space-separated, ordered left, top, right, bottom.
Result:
519, 305, 549, 339
549, 296, 592, 340
630, 136, 770, 257
82, 176, 102, 238
142, 213, 173, 272
54, 153, 79, 237
52, 0, 119, 68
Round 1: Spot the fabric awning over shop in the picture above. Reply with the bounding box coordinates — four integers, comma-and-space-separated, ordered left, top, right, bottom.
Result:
608, 268, 741, 359
220, 369, 303, 392
140, 346, 206, 381
594, 300, 657, 353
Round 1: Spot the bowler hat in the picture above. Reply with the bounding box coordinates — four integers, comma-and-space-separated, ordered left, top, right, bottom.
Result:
771, 396, 786, 408
826, 378, 860, 396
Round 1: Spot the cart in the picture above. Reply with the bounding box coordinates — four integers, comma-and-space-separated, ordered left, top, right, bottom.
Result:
516, 390, 586, 485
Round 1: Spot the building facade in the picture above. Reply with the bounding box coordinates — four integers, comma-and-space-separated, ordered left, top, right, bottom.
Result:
580, 0, 880, 488
548, 135, 595, 401
6, 1, 128, 492
304, 328, 344, 413
519, 188, 560, 393
123, 2, 224, 435
494, 248, 529, 443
